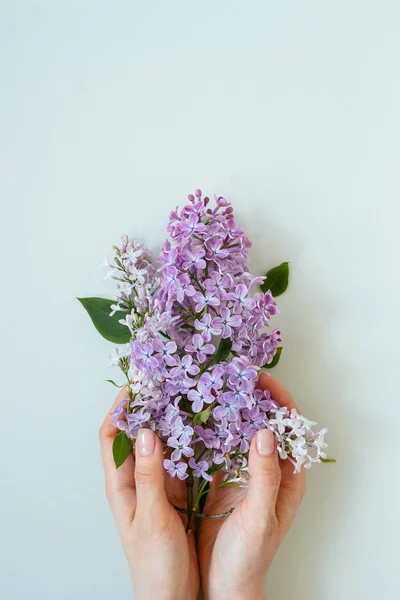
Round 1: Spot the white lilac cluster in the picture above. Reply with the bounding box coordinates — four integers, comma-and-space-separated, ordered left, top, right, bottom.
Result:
104, 190, 329, 483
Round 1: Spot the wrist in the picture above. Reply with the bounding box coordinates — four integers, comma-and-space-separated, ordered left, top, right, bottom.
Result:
206, 582, 265, 600
132, 576, 190, 600
135, 587, 188, 600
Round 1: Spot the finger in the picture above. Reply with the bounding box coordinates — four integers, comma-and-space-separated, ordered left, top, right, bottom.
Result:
165, 471, 186, 508
258, 372, 307, 528
275, 458, 306, 529
164, 473, 198, 583
258, 371, 299, 412
205, 471, 225, 503
99, 387, 136, 526
165, 471, 189, 528
202, 471, 246, 522
243, 429, 281, 522
134, 429, 169, 519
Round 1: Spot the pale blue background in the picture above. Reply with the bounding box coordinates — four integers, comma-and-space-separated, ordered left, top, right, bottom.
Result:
1, 1, 399, 599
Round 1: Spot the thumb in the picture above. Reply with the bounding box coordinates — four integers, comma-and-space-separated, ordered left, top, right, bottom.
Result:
243, 429, 281, 519
134, 429, 169, 516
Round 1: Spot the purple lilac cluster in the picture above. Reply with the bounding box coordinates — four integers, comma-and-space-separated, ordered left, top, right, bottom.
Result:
105, 190, 328, 481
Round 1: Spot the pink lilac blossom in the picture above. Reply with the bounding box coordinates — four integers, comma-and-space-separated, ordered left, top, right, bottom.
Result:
104, 190, 328, 483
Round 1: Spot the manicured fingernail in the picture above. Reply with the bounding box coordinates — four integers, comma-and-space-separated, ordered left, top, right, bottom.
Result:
137, 429, 155, 456
257, 429, 275, 456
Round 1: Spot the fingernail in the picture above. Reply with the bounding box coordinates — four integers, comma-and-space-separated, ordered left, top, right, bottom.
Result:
257, 429, 275, 456
137, 429, 156, 456
259, 370, 272, 378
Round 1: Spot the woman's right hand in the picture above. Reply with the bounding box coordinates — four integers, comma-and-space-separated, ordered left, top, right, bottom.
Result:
99, 388, 200, 600
197, 373, 307, 600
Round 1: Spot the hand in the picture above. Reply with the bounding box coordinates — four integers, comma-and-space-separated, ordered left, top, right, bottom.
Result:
198, 373, 307, 600
99, 388, 200, 600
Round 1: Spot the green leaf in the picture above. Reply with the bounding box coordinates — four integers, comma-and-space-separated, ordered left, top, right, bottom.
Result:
260, 262, 289, 296
320, 457, 336, 463
263, 347, 282, 369
105, 380, 125, 388
77, 297, 131, 344
212, 338, 232, 364
112, 431, 132, 468
193, 406, 212, 426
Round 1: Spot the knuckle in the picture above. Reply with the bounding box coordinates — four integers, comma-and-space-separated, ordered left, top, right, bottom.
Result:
298, 479, 307, 502
238, 504, 278, 544
134, 507, 172, 538
237, 506, 259, 541
98, 422, 107, 441
105, 481, 114, 502
134, 468, 156, 486
248, 509, 277, 537
258, 513, 279, 538
259, 465, 281, 487
283, 493, 301, 511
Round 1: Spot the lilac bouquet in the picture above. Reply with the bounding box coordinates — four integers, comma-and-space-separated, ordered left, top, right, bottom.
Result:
79, 190, 331, 526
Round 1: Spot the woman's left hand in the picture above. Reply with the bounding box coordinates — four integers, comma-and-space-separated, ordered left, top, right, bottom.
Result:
197, 373, 307, 599
99, 387, 200, 600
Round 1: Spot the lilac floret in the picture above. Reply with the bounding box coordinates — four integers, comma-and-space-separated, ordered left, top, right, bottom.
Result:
164, 459, 188, 480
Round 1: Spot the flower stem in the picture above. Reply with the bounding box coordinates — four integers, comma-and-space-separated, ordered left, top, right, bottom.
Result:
197, 477, 238, 499
185, 477, 194, 534
186, 477, 210, 534
172, 504, 234, 519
